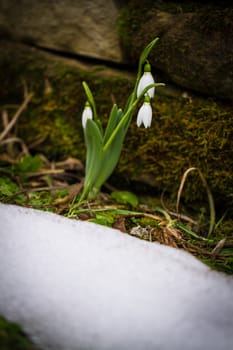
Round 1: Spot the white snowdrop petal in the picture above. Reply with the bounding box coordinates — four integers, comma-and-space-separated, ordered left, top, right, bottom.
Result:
137, 72, 155, 98
142, 103, 152, 128
82, 106, 93, 128
136, 117, 142, 127
136, 105, 144, 127
137, 102, 152, 128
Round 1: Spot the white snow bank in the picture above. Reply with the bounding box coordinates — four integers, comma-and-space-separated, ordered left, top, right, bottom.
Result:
0, 203, 232, 350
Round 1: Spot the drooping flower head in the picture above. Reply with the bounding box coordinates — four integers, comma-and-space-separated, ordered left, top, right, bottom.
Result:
136, 95, 152, 128
82, 101, 93, 128
137, 62, 155, 98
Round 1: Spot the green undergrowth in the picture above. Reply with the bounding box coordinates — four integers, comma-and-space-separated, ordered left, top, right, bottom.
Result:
0, 155, 232, 274
0, 316, 39, 350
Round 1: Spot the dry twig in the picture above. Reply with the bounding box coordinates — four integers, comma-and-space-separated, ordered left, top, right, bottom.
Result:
0, 93, 33, 142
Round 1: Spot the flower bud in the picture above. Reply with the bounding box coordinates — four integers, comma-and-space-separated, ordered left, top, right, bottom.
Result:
82, 101, 93, 128
137, 63, 155, 98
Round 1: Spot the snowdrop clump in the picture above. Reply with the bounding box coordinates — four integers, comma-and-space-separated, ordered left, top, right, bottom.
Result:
0, 203, 233, 350
79, 38, 164, 201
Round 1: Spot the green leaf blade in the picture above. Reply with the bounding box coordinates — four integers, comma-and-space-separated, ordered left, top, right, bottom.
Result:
82, 81, 98, 121
139, 37, 160, 68
83, 119, 104, 191
103, 105, 123, 143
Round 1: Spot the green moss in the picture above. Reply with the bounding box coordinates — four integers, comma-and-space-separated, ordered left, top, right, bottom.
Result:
116, 95, 233, 213
201, 253, 233, 275
14, 59, 133, 161
0, 316, 39, 350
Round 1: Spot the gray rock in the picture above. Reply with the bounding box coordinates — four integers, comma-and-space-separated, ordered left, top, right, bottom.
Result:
0, 0, 123, 62
0, 1, 232, 100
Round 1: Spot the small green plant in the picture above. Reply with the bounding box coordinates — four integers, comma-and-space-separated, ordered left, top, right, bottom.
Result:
79, 38, 164, 201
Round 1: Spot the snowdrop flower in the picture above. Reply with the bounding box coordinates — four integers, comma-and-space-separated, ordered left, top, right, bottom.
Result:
137, 95, 152, 128
137, 62, 155, 98
82, 101, 93, 128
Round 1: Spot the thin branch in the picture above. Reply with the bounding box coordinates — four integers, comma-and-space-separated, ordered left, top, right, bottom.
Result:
2, 109, 8, 128
160, 190, 197, 225
176, 167, 196, 213
176, 167, 216, 237
0, 93, 33, 142
0, 136, 30, 155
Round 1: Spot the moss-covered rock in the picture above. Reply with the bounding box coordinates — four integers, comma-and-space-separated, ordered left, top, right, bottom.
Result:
118, 0, 233, 101
0, 40, 232, 216
119, 95, 233, 213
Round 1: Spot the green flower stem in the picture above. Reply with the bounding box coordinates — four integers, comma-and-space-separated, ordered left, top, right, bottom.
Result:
123, 37, 160, 113
103, 83, 165, 152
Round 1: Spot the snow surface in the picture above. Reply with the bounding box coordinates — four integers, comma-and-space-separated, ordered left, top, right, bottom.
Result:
0, 202, 232, 350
